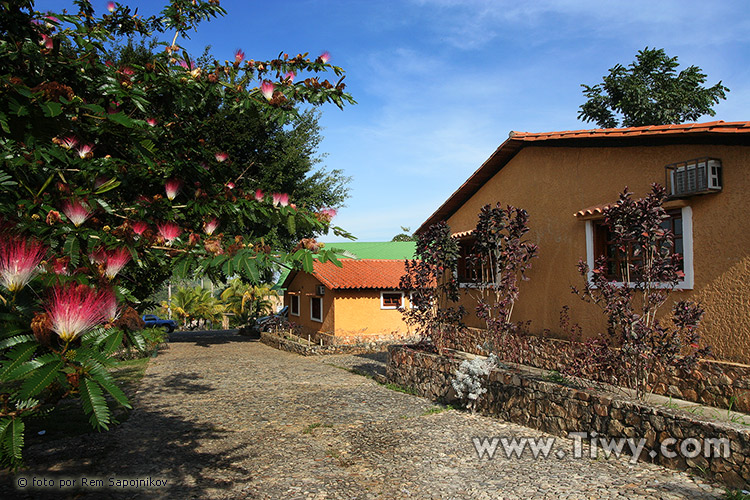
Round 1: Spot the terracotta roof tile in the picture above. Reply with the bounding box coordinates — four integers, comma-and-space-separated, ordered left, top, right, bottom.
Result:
574, 203, 614, 218
451, 229, 474, 239
510, 120, 750, 142
311, 259, 408, 290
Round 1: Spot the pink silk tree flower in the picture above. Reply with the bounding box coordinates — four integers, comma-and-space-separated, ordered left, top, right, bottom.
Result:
89, 246, 107, 265
165, 178, 182, 201
40, 34, 53, 50
260, 81, 274, 100
46, 284, 107, 342
272, 193, 289, 207
320, 207, 338, 221
107, 1, 115, 12
254, 189, 264, 202
319, 51, 330, 63
0, 238, 46, 292
131, 221, 148, 236
146, 118, 157, 127
51, 257, 69, 276
234, 49, 245, 63
101, 289, 120, 323
284, 71, 295, 82
61, 199, 92, 227
104, 248, 131, 279
215, 152, 229, 163
59, 136, 78, 150
204, 218, 219, 236
157, 222, 182, 244
76, 143, 94, 159
226, 182, 235, 190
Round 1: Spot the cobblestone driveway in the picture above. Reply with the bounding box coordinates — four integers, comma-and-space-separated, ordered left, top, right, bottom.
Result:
5, 331, 725, 499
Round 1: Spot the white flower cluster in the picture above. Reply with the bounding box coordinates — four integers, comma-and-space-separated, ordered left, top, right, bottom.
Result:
452, 354, 499, 409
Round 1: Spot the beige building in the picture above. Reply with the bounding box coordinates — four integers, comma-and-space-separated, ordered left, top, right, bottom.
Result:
418, 120, 750, 364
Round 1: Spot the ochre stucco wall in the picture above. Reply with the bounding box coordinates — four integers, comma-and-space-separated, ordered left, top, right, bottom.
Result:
445, 144, 750, 364
284, 273, 409, 338
332, 290, 408, 337
284, 272, 335, 336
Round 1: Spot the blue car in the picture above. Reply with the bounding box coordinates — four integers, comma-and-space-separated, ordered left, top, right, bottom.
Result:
142, 314, 178, 333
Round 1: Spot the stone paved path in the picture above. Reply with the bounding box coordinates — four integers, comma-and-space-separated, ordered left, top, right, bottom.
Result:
3, 331, 726, 499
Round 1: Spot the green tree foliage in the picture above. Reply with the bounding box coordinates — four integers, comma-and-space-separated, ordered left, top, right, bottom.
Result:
0, 0, 354, 469
391, 226, 416, 242
578, 47, 729, 128
112, 38, 351, 250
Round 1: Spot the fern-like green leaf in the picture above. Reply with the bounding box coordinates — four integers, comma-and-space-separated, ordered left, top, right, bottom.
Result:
18, 361, 63, 400
73, 346, 113, 368
88, 363, 131, 409
101, 329, 123, 357
79, 378, 110, 430
9, 418, 23, 462
0, 334, 35, 350
126, 330, 146, 352
0, 342, 37, 381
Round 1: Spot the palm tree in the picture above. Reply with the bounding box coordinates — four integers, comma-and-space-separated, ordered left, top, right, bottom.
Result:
220, 278, 278, 325
190, 287, 225, 327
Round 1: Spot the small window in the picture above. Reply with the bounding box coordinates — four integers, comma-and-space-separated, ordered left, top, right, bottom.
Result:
584, 206, 693, 289
310, 296, 323, 322
593, 209, 683, 281
380, 291, 403, 309
290, 295, 300, 316
457, 236, 480, 284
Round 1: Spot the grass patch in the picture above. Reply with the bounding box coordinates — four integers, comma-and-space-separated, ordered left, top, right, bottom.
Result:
723, 489, 750, 500
303, 422, 333, 434
421, 404, 456, 416
384, 383, 418, 395
24, 357, 150, 446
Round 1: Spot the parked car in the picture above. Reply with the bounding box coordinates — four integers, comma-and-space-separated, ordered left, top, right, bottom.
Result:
255, 306, 289, 332
142, 314, 178, 333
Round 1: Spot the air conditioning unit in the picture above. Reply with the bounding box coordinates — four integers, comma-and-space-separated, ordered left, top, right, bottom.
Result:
315, 285, 326, 296
666, 158, 722, 197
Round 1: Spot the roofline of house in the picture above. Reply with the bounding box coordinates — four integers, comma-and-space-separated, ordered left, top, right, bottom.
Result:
416, 120, 750, 234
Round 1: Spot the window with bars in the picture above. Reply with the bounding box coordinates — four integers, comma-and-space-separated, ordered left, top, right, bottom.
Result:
593, 209, 684, 282
380, 291, 403, 309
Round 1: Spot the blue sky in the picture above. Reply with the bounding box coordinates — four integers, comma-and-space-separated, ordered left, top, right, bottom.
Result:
36, 1, 750, 241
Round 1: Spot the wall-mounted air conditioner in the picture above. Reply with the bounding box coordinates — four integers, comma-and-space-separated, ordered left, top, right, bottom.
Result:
666, 158, 722, 197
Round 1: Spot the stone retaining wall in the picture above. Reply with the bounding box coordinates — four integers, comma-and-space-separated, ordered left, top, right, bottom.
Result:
387, 345, 750, 488
443, 328, 750, 413
260, 331, 416, 356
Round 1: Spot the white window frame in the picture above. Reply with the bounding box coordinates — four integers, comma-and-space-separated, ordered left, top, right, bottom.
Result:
310, 296, 323, 322
380, 291, 404, 310
290, 295, 300, 317
584, 206, 693, 290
